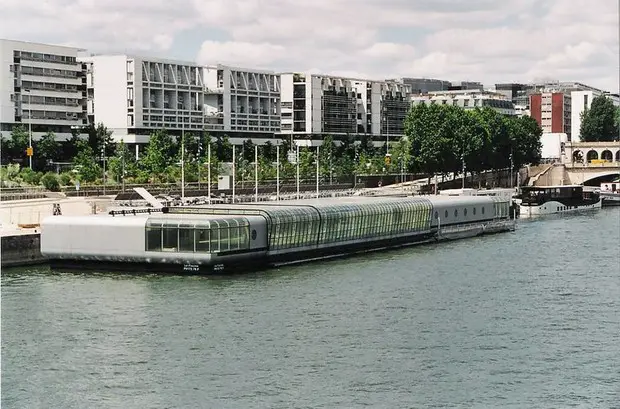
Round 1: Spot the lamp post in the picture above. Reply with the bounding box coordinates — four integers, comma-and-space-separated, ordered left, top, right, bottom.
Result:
276, 142, 280, 201
180, 127, 185, 201
101, 142, 106, 195
254, 144, 258, 203
316, 144, 319, 198
509, 150, 514, 189
296, 143, 300, 199
207, 142, 211, 204
23, 89, 33, 169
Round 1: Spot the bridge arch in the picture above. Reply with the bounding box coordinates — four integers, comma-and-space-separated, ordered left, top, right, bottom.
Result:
601, 150, 613, 161
573, 150, 583, 163
586, 150, 598, 162
616, 150, 620, 162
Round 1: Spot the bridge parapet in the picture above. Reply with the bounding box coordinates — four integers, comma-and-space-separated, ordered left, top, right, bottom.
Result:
562, 141, 620, 164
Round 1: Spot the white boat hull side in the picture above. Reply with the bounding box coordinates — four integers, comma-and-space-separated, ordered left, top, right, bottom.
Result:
600, 192, 620, 206
518, 199, 602, 217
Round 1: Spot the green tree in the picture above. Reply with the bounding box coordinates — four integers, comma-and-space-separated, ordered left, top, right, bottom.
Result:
319, 135, 336, 179
139, 129, 176, 177
580, 96, 620, 141
504, 115, 542, 169
8, 125, 29, 164
84, 123, 115, 156
108, 140, 138, 184
62, 134, 81, 163
73, 140, 101, 183
34, 131, 60, 171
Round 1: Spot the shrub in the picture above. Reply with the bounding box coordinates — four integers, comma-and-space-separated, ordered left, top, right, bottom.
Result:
40, 172, 60, 192
59, 172, 72, 186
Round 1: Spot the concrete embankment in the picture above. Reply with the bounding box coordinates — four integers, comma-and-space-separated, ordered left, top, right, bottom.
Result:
1, 230, 45, 267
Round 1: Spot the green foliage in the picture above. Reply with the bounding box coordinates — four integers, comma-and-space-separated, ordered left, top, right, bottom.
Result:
18, 167, 42, 185
34, 131, 60, 171
40, 172, 60, 191
59, 172, 73, 186
72, 140, 101, 182
580, 96, 620, 141
404, 104, 543, 177
140, 129, 176, 175
7, 125, 30, 164
84, 123, 115, 156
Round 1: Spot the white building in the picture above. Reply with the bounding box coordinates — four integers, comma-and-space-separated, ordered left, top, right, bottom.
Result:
203, 65, 281, 144
82, 54, 205, 144
411, 89, 515, 116
0, 39, 87, 141
571, 90, 620, 142
279, 72, 411, 144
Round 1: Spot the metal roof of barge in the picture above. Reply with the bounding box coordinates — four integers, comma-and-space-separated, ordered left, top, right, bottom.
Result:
163, 194, 506, 216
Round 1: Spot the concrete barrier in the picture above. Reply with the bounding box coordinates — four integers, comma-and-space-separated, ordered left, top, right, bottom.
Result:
1, 233, 46, 267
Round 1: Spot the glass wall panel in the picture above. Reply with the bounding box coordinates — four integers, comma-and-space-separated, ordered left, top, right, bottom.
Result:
178, 228, 194, 252
196, 228, 210, 252
162, 228, 178, 251
146, 227, 161, 251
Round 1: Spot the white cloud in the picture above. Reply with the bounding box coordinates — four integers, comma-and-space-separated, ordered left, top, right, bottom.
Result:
0, 0, 618, 91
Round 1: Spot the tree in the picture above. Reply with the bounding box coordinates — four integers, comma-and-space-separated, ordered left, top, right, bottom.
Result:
319, 135, 336, 179
72, 140, 101, 183
84, 123, 115, 157
580, 96, 620, 142
108, 140, 138, 184
34, 131, 60, 171
139, 129, 176, 177
7, 125, 29, 165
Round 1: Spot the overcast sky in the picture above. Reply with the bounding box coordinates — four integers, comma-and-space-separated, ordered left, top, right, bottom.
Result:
2, 0, 618, 91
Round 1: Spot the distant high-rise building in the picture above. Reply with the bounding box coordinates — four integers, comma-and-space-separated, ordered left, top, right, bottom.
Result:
280, 73, 411, 143
0, 39, 87, 141
530, 92, 572, 138
392, 78, 450, 95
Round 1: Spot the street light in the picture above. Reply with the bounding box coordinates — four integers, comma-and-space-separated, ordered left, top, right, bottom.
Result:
23, 89, 33, 169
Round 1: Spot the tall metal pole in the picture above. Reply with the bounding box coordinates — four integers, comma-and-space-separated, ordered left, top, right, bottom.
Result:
316, 145, 320, 198
254, 144, 258, 202
232, 145, 236, 203
198, 141, 201, 191
296, 143, 300, 199
26, 91, 32, 169
207, 143, 211, 204
276, 144, 280, 201
510, 150, 514, 188
102, 143, 106, 195
121, 145, 125, 192
461, 139, 466, 189
181, 127, 185, 201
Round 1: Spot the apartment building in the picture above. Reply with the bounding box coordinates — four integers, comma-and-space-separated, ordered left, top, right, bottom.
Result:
411, 89, 515, 116
393, 77, 450, 94
529, 92, 572, 138
203, 65, 280, 143
0, 39, 87, 141
280, 73, 411, 143
82, 54, 205, 144
570, 91, 620, 142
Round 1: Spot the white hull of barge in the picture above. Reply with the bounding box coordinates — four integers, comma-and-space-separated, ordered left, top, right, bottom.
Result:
518, 199, 602, 218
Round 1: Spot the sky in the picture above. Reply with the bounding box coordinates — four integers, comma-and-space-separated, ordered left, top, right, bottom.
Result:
1, 0, 619, 92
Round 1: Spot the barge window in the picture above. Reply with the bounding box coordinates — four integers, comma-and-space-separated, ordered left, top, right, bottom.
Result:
162, 228, 178, 251
196, 228, 210, 252
178, 228, 194, 252
146, 227, 162, 251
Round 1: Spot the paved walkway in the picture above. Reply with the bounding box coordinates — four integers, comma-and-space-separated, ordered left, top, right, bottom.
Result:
0, 196, 115, 236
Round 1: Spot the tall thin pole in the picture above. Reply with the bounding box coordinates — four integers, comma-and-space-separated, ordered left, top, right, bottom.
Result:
461, 139, 466, 190
296, 144, 300, 199
316, 145, 320, 198
26, 91, 32, 169
276, 144, 280, 201
181, 128, 185, 201
207, 143, 211, 204
198, 141, 201, 191
254, 144, 258, 202
232, 145, 236, 203
510, 150, 514, 188
121, 145, 125, 192
102, 143, 106, 195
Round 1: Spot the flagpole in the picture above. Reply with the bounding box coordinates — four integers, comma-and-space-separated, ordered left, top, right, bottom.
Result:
296, 143, 300, 199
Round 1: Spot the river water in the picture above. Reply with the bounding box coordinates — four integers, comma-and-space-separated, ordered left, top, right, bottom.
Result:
2, 209, 619, 408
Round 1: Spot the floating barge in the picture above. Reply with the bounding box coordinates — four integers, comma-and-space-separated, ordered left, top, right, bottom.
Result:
41, 195, 515, 274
